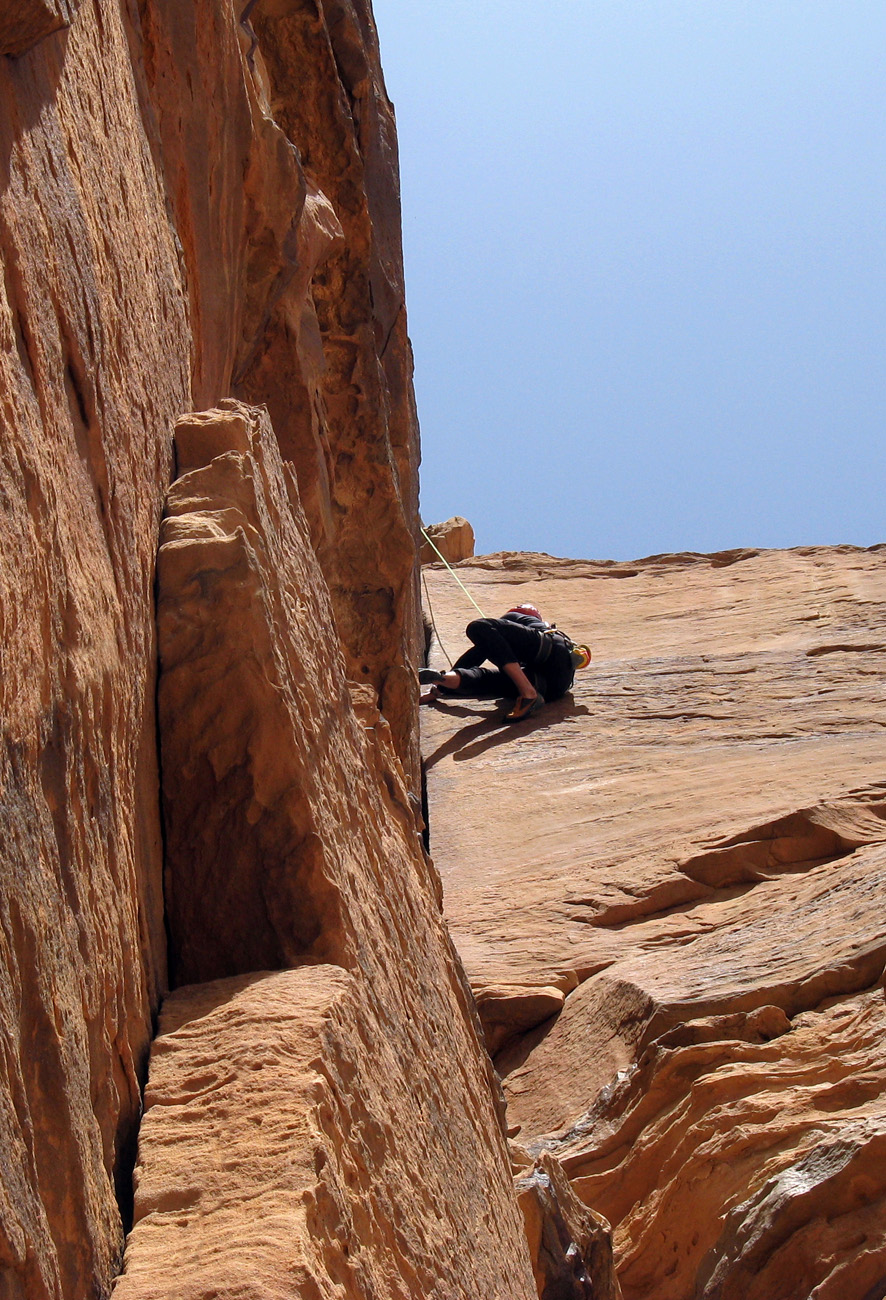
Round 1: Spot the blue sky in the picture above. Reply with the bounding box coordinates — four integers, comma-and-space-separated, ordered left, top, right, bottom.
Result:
371, 1, 886, 560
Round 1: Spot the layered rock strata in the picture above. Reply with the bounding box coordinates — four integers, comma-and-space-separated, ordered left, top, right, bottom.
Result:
114, 403, 537, 1299
421, 545, 886, 1300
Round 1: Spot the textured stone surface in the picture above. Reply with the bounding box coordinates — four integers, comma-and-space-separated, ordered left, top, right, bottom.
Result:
116, 969, 536, 1300
516, 1154, 622, 1300
0, 0, 80, 55
421, 516, 475, 565
475, 984, 566, 1058
422, 545, 886, 1299
137, 0, 422, 782
238, 0, 423, 780
119, 403, 538, 1300
0, 4, 190, 1294
0, 2, 422, 1294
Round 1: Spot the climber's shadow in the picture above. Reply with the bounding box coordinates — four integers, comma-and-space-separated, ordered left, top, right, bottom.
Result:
423, 695, 590, 769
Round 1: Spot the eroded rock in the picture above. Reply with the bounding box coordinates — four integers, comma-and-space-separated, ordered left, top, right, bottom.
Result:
0, 0, 423, 1291
474, 983, 566, 1058
0, 3, 190, 1292
422, 546, 886, 1300
134, 403, 539, 1297
116, 967, 537, 1300
516, 1154, 622, 1300
421, 516, 476, 565
0, 0, 79, 55
237, 0, 423, 781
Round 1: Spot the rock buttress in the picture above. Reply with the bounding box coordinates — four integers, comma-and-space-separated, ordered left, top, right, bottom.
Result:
139, 0, 423, 783
113, 402, 538, 1299
1, 1, 425, 1292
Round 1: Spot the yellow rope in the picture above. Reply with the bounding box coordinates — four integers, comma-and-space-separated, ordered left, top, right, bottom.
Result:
419, 527, 486, 618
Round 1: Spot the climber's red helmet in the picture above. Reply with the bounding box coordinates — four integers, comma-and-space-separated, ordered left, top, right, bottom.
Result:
507, 603, 542, 619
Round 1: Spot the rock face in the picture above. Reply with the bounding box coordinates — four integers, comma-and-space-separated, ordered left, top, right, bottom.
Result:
115, 402, 536, 1298
0, 3, 469, 1297
421, 515, 476, 565
0, 0, 80, 55
516, 1154, 622, 1300
0, 6, 191, 1294
138, 0, 422, 782
422, 545, 886, 1300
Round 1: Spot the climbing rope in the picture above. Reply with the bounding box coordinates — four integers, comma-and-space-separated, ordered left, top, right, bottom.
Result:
419, 527, 486, 618
421, 568, 452, 667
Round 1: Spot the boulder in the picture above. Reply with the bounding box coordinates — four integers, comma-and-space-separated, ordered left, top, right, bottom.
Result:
421, 516, 476, 565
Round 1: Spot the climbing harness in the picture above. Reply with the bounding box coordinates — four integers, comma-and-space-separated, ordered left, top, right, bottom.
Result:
535, 627, 592, 673
418, 525, 592, 678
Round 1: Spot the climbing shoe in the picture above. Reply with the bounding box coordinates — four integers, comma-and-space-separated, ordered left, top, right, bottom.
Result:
503, 693, 545, 723
418, 668, 444, 685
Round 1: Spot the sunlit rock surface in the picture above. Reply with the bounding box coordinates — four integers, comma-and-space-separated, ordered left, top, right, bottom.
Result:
422, 545, 886, 1300
114, 403, 537, 1299
0, 2, 425, 1295
420, 516, 475, 565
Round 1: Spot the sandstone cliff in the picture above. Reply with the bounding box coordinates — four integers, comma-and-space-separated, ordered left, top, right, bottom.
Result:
422, 545, 886, 1300
0, 4, 538, 1298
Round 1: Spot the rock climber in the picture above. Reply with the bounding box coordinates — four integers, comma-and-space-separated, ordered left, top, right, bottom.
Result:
419, 604, 591, 723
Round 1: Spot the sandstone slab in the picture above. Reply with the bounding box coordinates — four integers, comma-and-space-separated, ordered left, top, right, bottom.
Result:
421, 546, 886, 1299
116, 967, 536, 1300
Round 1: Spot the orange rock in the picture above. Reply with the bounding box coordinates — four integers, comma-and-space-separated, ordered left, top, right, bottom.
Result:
516, 1153, 622, 1300
235, 0, 424, 781
473, 983, 566, 1057
422, 546, 886, 1299
421, 516, 476, 565
122, 402, 538, 1298
0, 0, 79, 55
116, 967, 537, 1300
0, 0, 422, 1291
0, 4, 191, 1292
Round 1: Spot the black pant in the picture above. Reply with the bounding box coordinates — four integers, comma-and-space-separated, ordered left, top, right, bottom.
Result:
442, 618, 574, 701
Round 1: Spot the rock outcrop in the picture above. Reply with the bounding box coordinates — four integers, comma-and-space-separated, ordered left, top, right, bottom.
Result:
420, 515, 475, 565
422, 545, 886, 1300
516, 1154, 622, 1300
0, 3, 502, 1297
113, 404, 537, 1298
